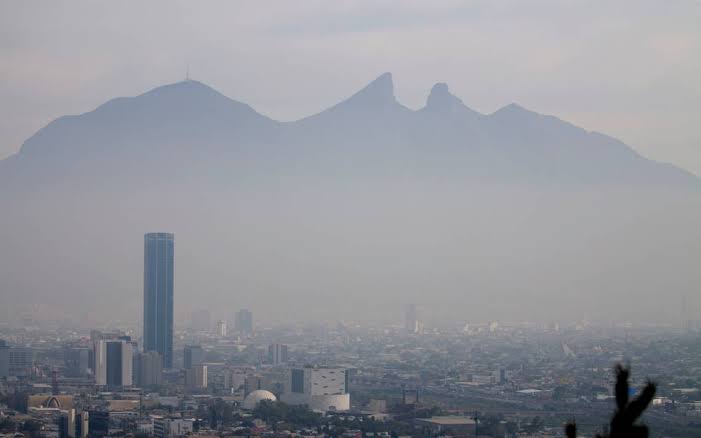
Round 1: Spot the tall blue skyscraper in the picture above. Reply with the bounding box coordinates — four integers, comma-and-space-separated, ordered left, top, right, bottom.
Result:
143, 232, 174, 368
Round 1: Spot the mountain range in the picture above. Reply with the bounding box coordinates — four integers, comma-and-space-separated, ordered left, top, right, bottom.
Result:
1, 72, 698, 190
0, 73, 699, 326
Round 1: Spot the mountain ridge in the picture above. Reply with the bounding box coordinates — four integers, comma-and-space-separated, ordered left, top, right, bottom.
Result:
1, 73, 699, 189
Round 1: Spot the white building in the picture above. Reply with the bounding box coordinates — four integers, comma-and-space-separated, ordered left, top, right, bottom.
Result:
216, 320, 227, 337
281, 366, 350, 412
268, 343, 288, 365
94, 340, 132, 387
153, 417, 194, 437
242, 389, 277, 410
60, 409, 89, 438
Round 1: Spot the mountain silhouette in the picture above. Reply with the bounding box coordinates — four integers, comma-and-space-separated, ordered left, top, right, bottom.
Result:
1, 73, 698, 189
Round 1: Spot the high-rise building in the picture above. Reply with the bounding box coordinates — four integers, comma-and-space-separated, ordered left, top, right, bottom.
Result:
281, 366, 350, 412
268, 343, 288, 365
64, 347, 90, 376
88, 411, 109, 438
216, 320, 227, 337
59, 409, 89, 438
183, 345, 204, 370
235, 309, 253, 335
76, 411, 89, 438
94, 340, 132, 387
89, 332, 132, 374
221, 368, 247, 392
134, 351, 163, 387
244, 374, 263, 395
143, 232, 174, 368
0, 343, 34, 378
186, 365, 208, 389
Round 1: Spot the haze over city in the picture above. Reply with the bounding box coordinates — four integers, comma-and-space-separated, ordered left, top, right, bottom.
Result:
1, 1, 701, 329
1, 2, 701, 437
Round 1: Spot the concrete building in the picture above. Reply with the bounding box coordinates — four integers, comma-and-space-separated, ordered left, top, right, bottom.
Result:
64, 347, 90, 376
94, 339, 132, 387
183, 345, 204, 370
153, 417, 194, 437
134, 351, 163, 387
268, 343, 288, 365
261, 368, 286, 394
223, 367, 248, 392
244, 374, 263, 395
88, 410, 109, 438
281, 366, 350, 412
0, 343, 34, 378
216, 319, 227, 337
235, 309, 253, 335
143, 232, 174, 368
59, 409, 89, 438
27, 395, 74, 410
368, 399, 387, 413
186, 364, 207, 390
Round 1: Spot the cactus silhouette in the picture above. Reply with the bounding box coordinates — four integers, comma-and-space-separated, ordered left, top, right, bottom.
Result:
566, 365, 656, 438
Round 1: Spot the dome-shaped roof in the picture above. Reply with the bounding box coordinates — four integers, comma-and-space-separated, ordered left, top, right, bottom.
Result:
243, 389, 277, 410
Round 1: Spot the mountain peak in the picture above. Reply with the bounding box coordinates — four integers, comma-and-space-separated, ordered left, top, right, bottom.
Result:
341, 72, 396, 109
140, 79, 226, 101
425, 82, 465, 112
91, 78, 268, 121
494, 102, 530, 115
489, 102, 543, 123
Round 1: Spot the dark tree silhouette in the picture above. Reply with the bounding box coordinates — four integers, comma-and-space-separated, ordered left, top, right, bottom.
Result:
566, 365, 656, 438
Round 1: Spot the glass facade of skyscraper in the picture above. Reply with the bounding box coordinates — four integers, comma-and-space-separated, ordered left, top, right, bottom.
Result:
143, 232, 174, 368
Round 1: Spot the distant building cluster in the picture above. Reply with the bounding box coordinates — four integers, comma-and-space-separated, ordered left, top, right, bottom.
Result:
1, 232, 699, 437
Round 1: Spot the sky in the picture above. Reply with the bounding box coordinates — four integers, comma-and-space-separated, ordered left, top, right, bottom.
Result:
1, 0, 700, 175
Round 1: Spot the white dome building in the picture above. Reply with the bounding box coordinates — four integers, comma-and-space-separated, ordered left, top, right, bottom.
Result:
242, 390, 277, 410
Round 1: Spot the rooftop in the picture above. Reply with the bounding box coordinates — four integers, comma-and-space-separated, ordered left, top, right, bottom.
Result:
415, 416, 476, 426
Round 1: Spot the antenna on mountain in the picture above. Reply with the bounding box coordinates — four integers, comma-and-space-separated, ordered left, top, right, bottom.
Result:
185, 63, 190, 81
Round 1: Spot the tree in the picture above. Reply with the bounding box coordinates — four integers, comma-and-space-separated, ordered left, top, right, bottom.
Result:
252, 400, 322, 427
21, 419, 42, 438
566, 365, 655, 438
0, 416, 15, 433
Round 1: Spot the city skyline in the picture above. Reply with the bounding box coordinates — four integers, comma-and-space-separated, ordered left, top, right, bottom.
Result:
0, 3, 699, 435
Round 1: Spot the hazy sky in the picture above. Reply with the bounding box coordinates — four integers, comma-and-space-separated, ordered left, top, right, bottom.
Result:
1, 0, 700, 175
